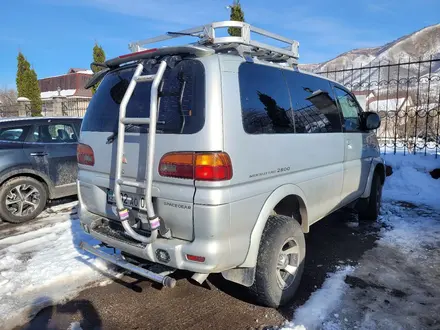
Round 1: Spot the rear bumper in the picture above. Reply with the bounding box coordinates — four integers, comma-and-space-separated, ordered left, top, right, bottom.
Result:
78, 200, 236, 274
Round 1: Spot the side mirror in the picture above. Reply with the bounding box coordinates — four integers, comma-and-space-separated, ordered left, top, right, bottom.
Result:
363, 112, 381, 130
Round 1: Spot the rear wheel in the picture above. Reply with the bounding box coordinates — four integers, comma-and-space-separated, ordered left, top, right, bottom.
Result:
0, 177, 48, 223
249, 215, 306, 308
358, 174, 382, 221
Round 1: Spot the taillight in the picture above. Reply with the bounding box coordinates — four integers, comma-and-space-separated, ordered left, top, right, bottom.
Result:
77, 143, 95, 166
195, 153, 233, 181
159, 152, 233, 181
158, 152, 194, 179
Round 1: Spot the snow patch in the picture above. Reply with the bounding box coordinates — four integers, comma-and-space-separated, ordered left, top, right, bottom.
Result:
382, 153, 440, 210
0, 209, 121, 330
278, 152, 440, 330
68, 321, 83, 330
279, 266, 355, 330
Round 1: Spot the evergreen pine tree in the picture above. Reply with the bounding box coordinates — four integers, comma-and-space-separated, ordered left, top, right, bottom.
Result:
16, 52, 30, 98
27, 68, 42, 116
16, 52, 42, 116
228, 0, 245, 37
91, 42, 106, 94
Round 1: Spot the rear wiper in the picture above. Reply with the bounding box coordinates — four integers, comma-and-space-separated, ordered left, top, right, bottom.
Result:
106, 124, 140, 144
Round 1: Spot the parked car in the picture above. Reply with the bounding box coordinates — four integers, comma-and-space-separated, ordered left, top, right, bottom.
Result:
0, 117, 82, 223
77, 22, 385, 308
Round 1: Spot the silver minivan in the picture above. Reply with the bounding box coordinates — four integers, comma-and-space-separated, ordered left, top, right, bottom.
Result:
77, 21, 385, 307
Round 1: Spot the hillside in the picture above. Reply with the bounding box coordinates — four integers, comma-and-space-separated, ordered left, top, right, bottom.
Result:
299, 23, 440, 83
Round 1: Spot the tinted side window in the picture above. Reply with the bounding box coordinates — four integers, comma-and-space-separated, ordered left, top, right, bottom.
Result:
334, 87, 363, 132
284, 71, 342, 133
28, 124, 78, 143
239, 63, 294, 134
0, 126, 30, 141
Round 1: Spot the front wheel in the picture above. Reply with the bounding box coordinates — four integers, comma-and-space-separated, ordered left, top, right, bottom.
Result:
0, 176, 48, 223
249, 215, 306, 308
358, 174, 382, 221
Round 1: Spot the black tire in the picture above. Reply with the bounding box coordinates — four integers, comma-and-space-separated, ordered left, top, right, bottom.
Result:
358, 174, 382, 221
249, 215, 306, 308
0, 176, 48, 223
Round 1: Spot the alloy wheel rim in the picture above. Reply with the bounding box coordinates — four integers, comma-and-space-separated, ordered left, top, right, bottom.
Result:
276, 237, 300, 290
6, 184, 41, 217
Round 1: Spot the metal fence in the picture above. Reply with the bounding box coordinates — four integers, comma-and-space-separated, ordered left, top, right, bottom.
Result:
315, 56, 440, 157
0, 99, 89, 119
61, 99, 88, 117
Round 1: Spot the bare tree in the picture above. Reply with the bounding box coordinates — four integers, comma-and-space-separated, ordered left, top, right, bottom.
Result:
0, 87, 19, 117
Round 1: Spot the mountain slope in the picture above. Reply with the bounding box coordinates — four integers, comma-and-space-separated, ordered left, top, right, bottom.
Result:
300, 23, 440, 75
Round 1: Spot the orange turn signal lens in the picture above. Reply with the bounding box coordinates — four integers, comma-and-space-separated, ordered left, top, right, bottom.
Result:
158, 152, 194, 179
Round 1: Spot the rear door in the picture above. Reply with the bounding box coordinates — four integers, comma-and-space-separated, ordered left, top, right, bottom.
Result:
77, 59, 207, 241
0, 124, 32, 175
24, 120, 79, 196
333, 86, 371, 202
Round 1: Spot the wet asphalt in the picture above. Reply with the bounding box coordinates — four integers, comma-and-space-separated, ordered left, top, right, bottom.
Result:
9, 207, 383, 330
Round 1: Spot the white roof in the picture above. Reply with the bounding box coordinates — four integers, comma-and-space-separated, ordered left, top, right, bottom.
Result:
40, 89, 76, 99
76, 70, 93, 74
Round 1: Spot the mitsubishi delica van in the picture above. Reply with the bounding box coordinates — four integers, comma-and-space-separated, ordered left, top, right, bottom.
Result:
77, 21, 385, 307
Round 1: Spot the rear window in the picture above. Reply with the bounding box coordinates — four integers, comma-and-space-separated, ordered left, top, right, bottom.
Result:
81, 59, 205, 134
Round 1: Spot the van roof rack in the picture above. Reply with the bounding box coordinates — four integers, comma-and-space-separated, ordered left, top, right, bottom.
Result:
128, 21, 300, 66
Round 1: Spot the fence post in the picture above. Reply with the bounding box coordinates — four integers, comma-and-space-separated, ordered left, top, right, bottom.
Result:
16, 97, 30, 117
52, 96, 66, 116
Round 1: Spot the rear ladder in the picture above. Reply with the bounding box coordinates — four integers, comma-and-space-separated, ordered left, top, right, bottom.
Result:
113, 60, 168, 244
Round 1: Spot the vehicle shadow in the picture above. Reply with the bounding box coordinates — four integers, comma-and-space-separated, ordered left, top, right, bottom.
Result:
207, 209, 382, 321
46, 195, 78, 208
18, 296, 102, 330
68, 209, 151, 295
